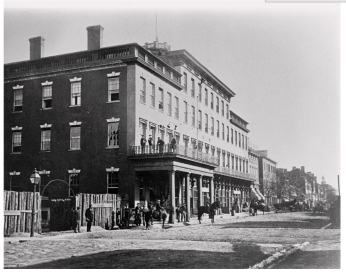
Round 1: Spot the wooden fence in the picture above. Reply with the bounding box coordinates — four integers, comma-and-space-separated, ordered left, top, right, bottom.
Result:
48, 193, 119, 231
4, 190, 41, 235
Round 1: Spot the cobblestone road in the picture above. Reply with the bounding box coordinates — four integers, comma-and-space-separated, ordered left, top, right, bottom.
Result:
4, 211, 340, 269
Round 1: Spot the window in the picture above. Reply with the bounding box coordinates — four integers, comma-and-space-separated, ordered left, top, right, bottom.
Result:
41, 128, 51, 151
211, 117, 214, 135
183, 73, 187, 92
107, 170, 119, 194
39, 171, 50, 196
226, 104, 229, 119
216, 97, 219, 113
245, 136, 248, 150
222, 123, 224, 140
236, 157, 238, 171
242, 134, 244, 149
108, 121, 119, 148
13, 88, 23, 112
221, 101, 224, 116
217, 121, 220, 138
191, 106, 195, 127
231, 129, 234, 144
108, 76, 119, 102
70, 125, 81, 150
42, 85, 52, 109
191, 78, 195, 97
167, 92, 172, 116
235, 130, 237, 145
222, 153, 226, 167
205, 114, 208, 133
232, 155, 234, 169
239, 132, 241, 147
174, 97, 179, 119
184, 101, 188, 123
205, 89, 208, 106
12, 127, 22, 153
198, 84, 202, 102
198, 110, 202, 130
150, 83, 155, 107
69, 172, 80, 197
211, 93, 214, 109
140, 77, 146, 103
227, 126, 229, 142
158, 88, 164, 111
227, 153, 230, 168
9, 171, 21, 191
70, 81, 81, 106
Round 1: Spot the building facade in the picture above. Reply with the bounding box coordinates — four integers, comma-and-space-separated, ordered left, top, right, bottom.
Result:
4, 26, 257, 222
257, 150, 277, 205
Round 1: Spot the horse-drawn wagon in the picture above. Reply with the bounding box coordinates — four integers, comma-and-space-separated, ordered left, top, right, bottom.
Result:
273, 199, 297, 213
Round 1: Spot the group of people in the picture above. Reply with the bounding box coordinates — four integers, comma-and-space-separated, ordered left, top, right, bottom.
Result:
140, 134, 177, 154
72, 204, 94, 233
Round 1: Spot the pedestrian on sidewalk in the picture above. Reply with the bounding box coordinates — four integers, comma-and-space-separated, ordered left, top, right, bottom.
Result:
74, 206, 81, 233
145, 206, 154, 230
85, 204, 93, 232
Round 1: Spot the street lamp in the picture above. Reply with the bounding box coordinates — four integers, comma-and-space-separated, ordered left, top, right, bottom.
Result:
30, 168, 40, 237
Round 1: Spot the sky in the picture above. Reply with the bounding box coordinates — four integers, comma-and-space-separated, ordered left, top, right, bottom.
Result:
2, 0, 343, 190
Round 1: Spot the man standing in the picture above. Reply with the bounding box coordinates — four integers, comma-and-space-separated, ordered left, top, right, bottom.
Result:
85, 204, 93, 232
148, 135, 153, 153
135, 203, 141, 226
74, 206, 81, 233
140, 135, 146, 154
157, 137, 164, 153
170, 136, 176, 152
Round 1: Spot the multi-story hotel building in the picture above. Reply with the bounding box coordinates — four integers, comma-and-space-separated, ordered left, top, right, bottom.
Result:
4, 25, 257, 222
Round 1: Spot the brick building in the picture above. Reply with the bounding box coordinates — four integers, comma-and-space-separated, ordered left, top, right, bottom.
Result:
4, 26, 257, 222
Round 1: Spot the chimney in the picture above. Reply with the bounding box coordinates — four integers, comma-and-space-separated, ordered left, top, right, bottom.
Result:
292, 166, 296, 170
87, 25, 104, 50
301, 166, 305, 173
29, 36, 45, 60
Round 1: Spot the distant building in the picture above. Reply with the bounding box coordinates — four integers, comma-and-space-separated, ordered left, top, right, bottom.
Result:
257, 150, 277, 205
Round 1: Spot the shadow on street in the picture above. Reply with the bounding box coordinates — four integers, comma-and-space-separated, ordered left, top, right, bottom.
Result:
16, 247, 269, 269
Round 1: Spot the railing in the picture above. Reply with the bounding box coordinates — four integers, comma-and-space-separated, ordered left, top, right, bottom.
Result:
215, 166, 256, 181
128, 144, 218, 166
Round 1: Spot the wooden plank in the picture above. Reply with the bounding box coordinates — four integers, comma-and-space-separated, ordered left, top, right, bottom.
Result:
4, 191, 8, 235
92, 203, 113, 208
14, 191, 18, 233
9, 191, 14, 234
27, 192, 32, 233
18, 192, 23, 233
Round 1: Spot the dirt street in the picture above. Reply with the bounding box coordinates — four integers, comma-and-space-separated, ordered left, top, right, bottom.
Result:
4, 211, 340, 269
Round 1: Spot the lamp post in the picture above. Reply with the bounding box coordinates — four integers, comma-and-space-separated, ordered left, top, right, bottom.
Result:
30, 168, 41, 237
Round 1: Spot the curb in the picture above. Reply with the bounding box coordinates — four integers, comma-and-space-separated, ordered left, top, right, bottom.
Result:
249, 242, 309, 269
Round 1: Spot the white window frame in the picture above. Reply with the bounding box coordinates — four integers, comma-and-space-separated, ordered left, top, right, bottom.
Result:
184, 101, 188, 123
70, 77, 82, 106
11, 126, 22, 153
69, 121, 81, 150
107, 72, 120, 102
106, 167, 119, 194
40, 123, 52, 151
107, 118, 120, 148
68, 169, 80, 197
167, 92, 172, 116
150, 82, 155, 108
13, 85, 24, 112
158, 88, 164, 111
140, 77, 146, 103
174, 96, 179, 119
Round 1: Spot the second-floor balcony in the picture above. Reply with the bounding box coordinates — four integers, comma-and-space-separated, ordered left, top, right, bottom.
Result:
214, 166, 256, 181
128, 144, 218, 167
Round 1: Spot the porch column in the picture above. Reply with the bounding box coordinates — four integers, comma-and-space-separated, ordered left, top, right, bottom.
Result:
198, 175, 203, 208
169, 170, 176, 224
210, 177, 214, 203
178, 175, 183, 206
186, 173, 191, 222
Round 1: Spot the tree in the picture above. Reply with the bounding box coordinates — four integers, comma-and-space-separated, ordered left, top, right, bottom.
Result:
326, 187, 337, 203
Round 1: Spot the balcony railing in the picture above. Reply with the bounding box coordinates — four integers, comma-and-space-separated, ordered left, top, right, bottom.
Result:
128, 144, 218, 166
215, 166, 256, 181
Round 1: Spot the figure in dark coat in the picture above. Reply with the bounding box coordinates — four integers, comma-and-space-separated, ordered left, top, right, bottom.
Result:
140, 135, 147, 154
74, 206, 81, 233
85, 204, 93, 232
145, 207, 154, 230
157, 137, 164, 153
148, 135, 153, 153
170, 137, 176, 152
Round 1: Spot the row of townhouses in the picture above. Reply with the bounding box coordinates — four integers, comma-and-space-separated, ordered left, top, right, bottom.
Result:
4, 25, 330, 222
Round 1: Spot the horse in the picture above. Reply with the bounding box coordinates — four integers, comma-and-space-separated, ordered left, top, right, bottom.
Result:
250, 200, 266, 215
197, 200, 221, 224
